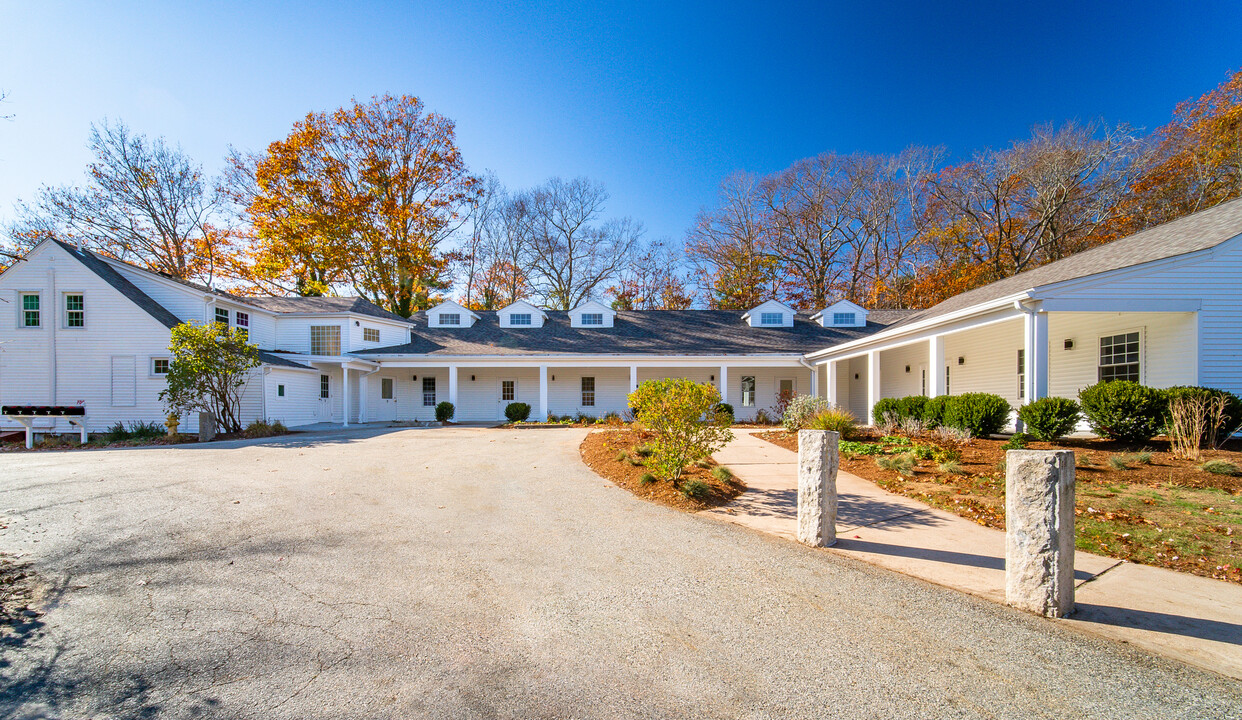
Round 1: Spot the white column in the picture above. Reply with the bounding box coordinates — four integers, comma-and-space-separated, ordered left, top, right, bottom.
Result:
809, 366, 818, 397
342, 366, 350, 427
629, 366, 638, 394
928, 335, 944, 397
448, 366, 459, 407
358, 373, 368, 423
719, 365, 729, 406
825, 360, 838, 407
866, 350, 881, 425
539, 365, 549, 421
1023, 310, 1049, 403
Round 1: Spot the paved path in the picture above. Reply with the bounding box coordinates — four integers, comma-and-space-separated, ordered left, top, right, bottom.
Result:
0, 426, 1238, 718
705, 429, 1242, 681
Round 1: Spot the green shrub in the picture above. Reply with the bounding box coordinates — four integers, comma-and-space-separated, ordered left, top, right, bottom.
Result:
243, 419, 280, 438
1001, 432, 1029, 451
808, 407, 857, 438
435, 401, 455, 423
504, 402, 531, 423
271, 420, 287, 434
638, 472, 657, 485
105, 421, 131, 442
628, 378, 733, 483
1018, 397, 1081, 441
713, 402, 735, 426
944, 393, 1011, 438
840, 441, 883, 456
921, 396, 951, 428
681, 479, 711, 500
1200, 459, 1240, 476
871, 398, 901, 425
128, 420, 166, 439
711, 465, 735, 482
634, 444, 655, 457
1078, 381, 1166, 444
782, 395, 831, 432
911, 443, 935, 460
876, 452, 916, 475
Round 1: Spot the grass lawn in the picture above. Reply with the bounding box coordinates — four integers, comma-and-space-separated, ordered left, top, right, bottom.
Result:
757, 429, 1242, 584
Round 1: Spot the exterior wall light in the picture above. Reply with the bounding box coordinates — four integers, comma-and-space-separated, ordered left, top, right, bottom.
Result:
1064, 339, 1075, 350
958, 357, 966, 365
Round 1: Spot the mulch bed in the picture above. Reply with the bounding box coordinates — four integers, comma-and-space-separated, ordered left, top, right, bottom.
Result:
580, 429, 745, 512
757, 428, 1242, 584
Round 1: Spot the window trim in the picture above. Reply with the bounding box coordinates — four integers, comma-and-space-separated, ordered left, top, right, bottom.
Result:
760, 312, 783, 326
501, 379, 516, 402
18, 292, 41, 329
508, 313, 533, 327
1017, 348, 1025, 401
381, 377, 395, 400
319, 374, 331, 399
362, 327, 381, 343
277, 384, 286, 398
150, 357, 171, 377
832, 311, 855, 326
215, 307, 230, 326
581, 376, 596, 407
310, 325, 342, 356
1098, 328, 1143, 383
62, 292, 85, 329
438, 313, 462, 326
740, 376, 756, 407
422, 376, 437, 407
580, 312, 604, 326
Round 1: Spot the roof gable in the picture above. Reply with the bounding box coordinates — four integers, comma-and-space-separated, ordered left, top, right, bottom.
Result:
51, 240, 181, 329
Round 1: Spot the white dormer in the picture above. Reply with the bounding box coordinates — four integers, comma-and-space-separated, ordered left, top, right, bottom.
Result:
426, 299, 480, 328
498, 300, 548, 329
810, 299, 868, 328
741, 299, 795, 328
568, 299, 616, 328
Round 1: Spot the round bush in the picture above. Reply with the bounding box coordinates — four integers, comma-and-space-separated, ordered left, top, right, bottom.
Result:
713, 402, 735, 425
1017, 396, 1081, 441
782, 395, 830, 432
943, 393, 1011, 438
921, 396, 950, 428
504, 401, 531, 422
871, 397, 902, 425
1078, 381, 1166, 444
895, 396, 930, 423
435, 401, 455, 423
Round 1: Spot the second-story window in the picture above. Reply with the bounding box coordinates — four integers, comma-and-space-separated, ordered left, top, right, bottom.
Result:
509, 313, 532, 326
215, 307, 229, 325
439, 313, 461, 326
760, 312, 783, 325
363, 327, 380, 342
310, 325, 341, 355
21, 293, 40, 328
235, 311, 249, 339
64, 294, 85, 328
581, 313, 603, 326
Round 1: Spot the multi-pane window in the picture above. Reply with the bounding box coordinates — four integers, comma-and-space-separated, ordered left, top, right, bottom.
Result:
832, 312, 855, 325
1017, 349, 1025, 400
64, 294, 84, 327
234, 311, 249, 339
581, 377, 595, 407
151, 358, 170, 375
760, 312, 783, 325
21, 293, 39, 327
741, 376, 756, 407
1099, 331, 1141, 382
439, 313, 461, 326
381, 378, 394, 400
310, 325, 341, 355
509, 313, 532, 326
320, 374, 331, 399
501, 380, 515, 402
581, 313, 604, 326
363, 327, 380, 343
422, 377, 436, 406
215, 307, 229, 325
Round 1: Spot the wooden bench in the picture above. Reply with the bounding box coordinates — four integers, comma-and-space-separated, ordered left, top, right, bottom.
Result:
1, 406, 88, 449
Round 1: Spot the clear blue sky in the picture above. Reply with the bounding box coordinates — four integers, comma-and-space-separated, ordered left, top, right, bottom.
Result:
1, 1, 1240, 245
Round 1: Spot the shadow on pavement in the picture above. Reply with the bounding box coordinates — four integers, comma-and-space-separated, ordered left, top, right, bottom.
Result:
1072, 603, 1242, 645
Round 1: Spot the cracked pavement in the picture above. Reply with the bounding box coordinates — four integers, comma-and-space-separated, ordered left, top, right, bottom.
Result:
0, 426, 1239, 719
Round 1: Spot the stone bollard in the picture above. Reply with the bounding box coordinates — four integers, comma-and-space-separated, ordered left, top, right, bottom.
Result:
797, 429, 839, 547
198, 411, 217, 442
1005, 449, 1075, 617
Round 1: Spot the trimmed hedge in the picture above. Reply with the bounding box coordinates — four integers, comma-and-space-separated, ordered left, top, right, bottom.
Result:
943, 393, 1011, 438
504, 402, 531, 422
1078, 381, 1166, 444
1017, 396, 1081, 441
435, 401, 455, 423
872, 395, 931, 426
922, 396, 951, 428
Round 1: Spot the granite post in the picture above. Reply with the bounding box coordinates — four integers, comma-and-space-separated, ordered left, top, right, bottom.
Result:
1005, 449, 1075, 617
797, 429, 839, 547
198, 411, 216, 443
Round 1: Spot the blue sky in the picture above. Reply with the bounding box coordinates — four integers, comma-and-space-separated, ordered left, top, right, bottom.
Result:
1, 1, 1240, 246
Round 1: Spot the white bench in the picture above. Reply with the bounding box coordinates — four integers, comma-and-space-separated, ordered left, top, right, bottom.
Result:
1, 406, 89, 449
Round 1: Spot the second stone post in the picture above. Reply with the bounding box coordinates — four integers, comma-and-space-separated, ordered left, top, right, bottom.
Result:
1005, 449, 1076, 617
797, 429, 839, 547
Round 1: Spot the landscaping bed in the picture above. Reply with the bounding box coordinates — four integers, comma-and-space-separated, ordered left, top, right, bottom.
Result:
580, 429, 745, 512
756, 429, 1242, 583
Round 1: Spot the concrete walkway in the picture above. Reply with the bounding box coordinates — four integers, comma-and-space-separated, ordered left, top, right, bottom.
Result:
704, 429, 1242, 681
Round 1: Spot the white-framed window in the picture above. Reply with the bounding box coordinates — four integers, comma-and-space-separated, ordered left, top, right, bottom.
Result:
581, 377, 595, 406
20, 293, 40, 328
235, 311, 249, 338
1099, 331, 1141, 383
945, 366, 951, 395
581, 313, 603, 326
381, 377, 394, 400
320, 374, 331, 399
277, 384, 285, 397
310, 325, 341, 355
363, 327, 380, 343
215, 307, 229, 325
501, 380, 515, 402
509, 313, 532, 326
422, 377, 436, 406
760, 312, 783, 325
1017, 349, 1025, 400
151, 357, 170, 375
63, 293, 85, 328
439, 313, 461, 326
832, 312, 855, 325
741, 376, 756, 407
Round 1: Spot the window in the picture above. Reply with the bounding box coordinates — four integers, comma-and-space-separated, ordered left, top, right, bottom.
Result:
1099, 331, 1141, 382
422, 377, 436, 406
945, 366, 951, 395
581, 377, 595, 407
501, 380, 515, 402
760, 312, 783, 325
277, 384, 285, 397
439, 313, 461, 326
64, 294, 84, 327
741, 376, 756, 407
234, 311, 249, 339
215, 307, 229, 325
320, 374, 331, 399
1017, 349, 1025, 400
363, 327, 380, 343
381, 378, 394, 400
20, 293, 39, 327
581, 313, 603, 326
310, 325, 341, 355
832, 312, 855, 325
509, 313, 532, 326
151, 358, 170, 375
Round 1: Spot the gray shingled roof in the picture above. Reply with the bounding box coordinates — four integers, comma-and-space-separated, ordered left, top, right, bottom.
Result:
355, 309, 915, 357
241, 296, 410, 323
890, 197, 1242, 329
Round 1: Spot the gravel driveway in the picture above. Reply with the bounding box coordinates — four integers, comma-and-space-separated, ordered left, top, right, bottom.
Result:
0, 426, 1238, 719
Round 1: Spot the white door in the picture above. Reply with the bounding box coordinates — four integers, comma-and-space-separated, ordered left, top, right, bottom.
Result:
498, 378, 517, 420
316, 374, 333, 422
377, 377, 398, 421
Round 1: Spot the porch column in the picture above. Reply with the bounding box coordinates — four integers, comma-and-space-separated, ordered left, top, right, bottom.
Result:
342, 366, 350, 427
719, 365, 729, 406
629, 366, 638, 394
1023, 310, 1049, 402
538, 365, 549, 421
825, 361, 838, 407
448, 366, 459, 407
866, 350, 881, 425
809, 365, 819, 397
928, 335, 945, 397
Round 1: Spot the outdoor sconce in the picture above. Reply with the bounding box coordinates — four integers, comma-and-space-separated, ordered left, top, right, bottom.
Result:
354, 320, 360, 326
471, 375, 476, 381
710, 374, 715, 381
1064, 339, 1075, 350
958, 357, 966, 365
551, 375, 556, 381
411, 375, 417, 381
905, 365, 911, 373
854, 373, 860, 380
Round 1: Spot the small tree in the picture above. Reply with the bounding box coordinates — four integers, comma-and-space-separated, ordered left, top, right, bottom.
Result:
160, 322, 260, 433
628, 378, 734, 484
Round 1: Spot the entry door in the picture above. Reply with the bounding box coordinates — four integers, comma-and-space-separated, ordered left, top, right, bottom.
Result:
777, 377, 797, 401
498, 378, 517, 420
316, 374, 333, 422
377, 377, 398, 421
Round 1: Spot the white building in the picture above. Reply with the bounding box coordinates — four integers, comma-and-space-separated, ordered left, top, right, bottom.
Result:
2, 198, 1240, 436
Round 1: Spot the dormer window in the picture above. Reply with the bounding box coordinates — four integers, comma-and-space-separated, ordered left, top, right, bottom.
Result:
760, 312, 783, 326
833, 312, 855, 325
510, 313, 532, 326
582, 313, 604, 326
426, 300, 479, 328
812, 300, 868, 328
440, 313, 461, 326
